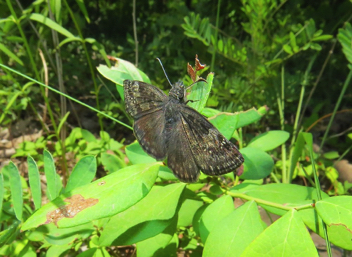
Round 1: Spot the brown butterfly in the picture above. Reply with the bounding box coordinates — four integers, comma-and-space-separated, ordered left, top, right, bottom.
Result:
123, 59, 244, 182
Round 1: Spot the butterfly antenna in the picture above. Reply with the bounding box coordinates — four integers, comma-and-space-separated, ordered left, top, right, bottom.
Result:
156, 58, 173, 87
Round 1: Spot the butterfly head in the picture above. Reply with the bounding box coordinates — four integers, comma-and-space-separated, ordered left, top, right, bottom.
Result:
169, 81, 186, 101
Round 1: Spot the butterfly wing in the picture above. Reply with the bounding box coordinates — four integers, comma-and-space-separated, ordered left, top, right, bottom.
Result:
165, 103, 200, 183
124, 80, 168, 160
180, 105, 244, 176
124, 80, 168, 119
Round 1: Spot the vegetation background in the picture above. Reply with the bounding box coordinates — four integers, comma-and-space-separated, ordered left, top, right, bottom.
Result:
1, 0, 352, 256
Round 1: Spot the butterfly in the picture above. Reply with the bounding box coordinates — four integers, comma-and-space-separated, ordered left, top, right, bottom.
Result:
123, 61, 244, 183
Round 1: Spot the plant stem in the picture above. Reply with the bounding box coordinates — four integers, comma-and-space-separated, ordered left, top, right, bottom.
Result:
0, 63, 133, 130
210, 0, 221, 71
320, 69, 352, 151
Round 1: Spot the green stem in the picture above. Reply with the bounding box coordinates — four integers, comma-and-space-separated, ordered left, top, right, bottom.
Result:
210, 0, 221, 71
227, 191, 314, 212
288, 54, 317, 183
63, 0, 104, 131
320, 70, 352, 150
7, 0, 58, 134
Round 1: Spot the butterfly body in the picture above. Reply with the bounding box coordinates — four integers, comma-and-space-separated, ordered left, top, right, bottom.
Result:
124, 79, 244, 182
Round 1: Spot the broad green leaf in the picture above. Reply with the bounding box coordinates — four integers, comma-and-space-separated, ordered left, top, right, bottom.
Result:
199, 195, 234, 243
241, 210, 318, 257
177, 189, 203, 227
65, 156, 97, 192
125, 141, 157, 164
44, 223, 94, 246
22, 163, 160, 230
81, 129, 96, 142
99, 183, 185, 246
239, 147, 274, 180
203, 201, 263, 257
46, 244, 71, 257
187, 73, 213, 112
247, 130, 290, 151
101, 152, 125, 173
29, 13, 76, 39
97, 59, 150, 100
136, 219, 177, 257
5, 162, 23, 220
208, 106, 267, 138
44, 150, 59, 201
241, 184, 328, 216
316, 196, 352, 250
27, 156, 41, 210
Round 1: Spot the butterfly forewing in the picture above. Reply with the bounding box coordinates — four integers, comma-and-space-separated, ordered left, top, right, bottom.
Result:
180, 106, 244, 175
124, 80, 168, 119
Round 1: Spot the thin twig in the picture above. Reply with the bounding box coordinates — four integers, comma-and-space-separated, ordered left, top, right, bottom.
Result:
299, 41, 337, 127
132, 0, 138, 67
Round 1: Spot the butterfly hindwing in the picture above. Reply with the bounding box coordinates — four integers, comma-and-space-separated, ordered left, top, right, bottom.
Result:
124, 80, 168, 160
165, 103, 199, 182
180, 105, 244, 176
134, 110, 167, 160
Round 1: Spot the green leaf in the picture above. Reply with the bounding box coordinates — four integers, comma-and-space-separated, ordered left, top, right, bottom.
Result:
199, 195, 234, 243
208, 107, 267, 139
239, 147, 274, 180
310, 42, 322, 51
187, 72, 213, 112
247, 130, 290, 151
81, 129, 96, 142
289, 32, 297, 51
323, 151, 339, 160
5, 162, 23, 220
44, 150, 60, 201
289, 132, 306, 181
29, 13, 76, 39
27, 156, 41, 210
97, 59, 150, 99
316, 196, 352, 250
125, 141, 157, 164
99, 183, 185, 246
241, 210, 318, 256
65, 156, 97, 192
136, 219, 177, 257
283, 44, 293, 55
101, 152, 125, 173
312, 35, 333, 41
0, 43, 23, 66
177, 190, 203, 227
44, 222, 94, 245
338, 23, 352, 64
21, 163, 160, 230
203, 201, 263, 257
